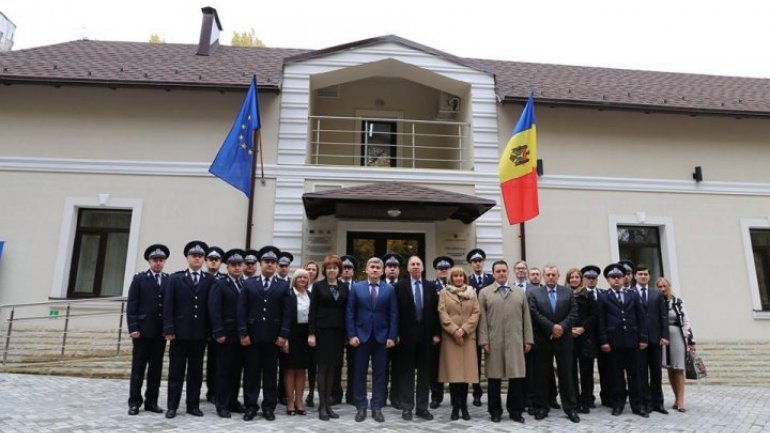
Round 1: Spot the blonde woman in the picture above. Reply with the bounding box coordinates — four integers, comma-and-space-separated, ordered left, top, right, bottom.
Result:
656, 277, 695, 413
438, 266, 480, 420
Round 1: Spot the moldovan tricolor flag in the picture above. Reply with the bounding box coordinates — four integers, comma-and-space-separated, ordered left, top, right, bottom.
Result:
498, 94, 539, 225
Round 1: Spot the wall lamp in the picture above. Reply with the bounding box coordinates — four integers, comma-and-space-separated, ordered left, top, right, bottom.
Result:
693, 166, 703, 183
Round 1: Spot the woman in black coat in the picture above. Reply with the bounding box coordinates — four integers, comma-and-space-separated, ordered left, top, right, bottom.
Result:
307, 255, 349, 421
565, 268, 597, 414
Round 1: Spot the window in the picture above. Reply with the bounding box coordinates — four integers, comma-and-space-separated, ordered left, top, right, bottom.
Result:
617, 225, 664, 283
750, 229, 770, 311
67, 209, 132, 298
360, 120, 397, 167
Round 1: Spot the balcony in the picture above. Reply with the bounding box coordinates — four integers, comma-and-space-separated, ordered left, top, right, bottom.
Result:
307, 115, 471, 170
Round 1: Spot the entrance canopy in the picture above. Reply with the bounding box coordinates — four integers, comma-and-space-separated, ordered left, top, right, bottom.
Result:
302, 182, 495, 224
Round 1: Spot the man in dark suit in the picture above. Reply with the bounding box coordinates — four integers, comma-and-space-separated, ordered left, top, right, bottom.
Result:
238, 245, 292, 421
580, 264, 605, 409
163, 240, 215, 419
429, 255, 453, 409
346, 257, 398, 423
394, 256, 440, 421
127, 244, 169, 415
203, 246, 225, 405
208, 249, 247, 418
466, 248, 494, 406
596, 263, 649, 417
634, 264, 670, 415
527, 264, 580, 423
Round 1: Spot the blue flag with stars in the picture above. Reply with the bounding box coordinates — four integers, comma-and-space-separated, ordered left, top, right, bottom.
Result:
209, 77, 260, 197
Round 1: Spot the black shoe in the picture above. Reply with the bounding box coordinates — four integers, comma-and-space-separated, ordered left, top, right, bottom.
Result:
263, 411, 276, 421
450, 408, 460, 420
611, 407, 623, 416
402, 410, 413, 420
305, 394, 315, 408
567, 411, 580, 423
228, 402, 245, 413
429, 401, 440, 409
186, 408, 204, 417
165, 409, 177, 419
578, 405, 590, 414
510, 412, 525, 423
652, 405, 669, 415
243, 408, 257, 421
145, 404, 164, 413
128, 406, 139, 415
460, 407, 471, 420
319, 409, 330, 421
535, 409, 548, 420
415, 409, 433, 420
527, 407, 537, 416
472, 396, 482, 407
217, 409, 231, 418
372, 409, 385, 422
490, 414, 501, 423
550, 401, 561, 409
327, 406, 339, 419
355, 409, 367, 422
632, 408, 649, 418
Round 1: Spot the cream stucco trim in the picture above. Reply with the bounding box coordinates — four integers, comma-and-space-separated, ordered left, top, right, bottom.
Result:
50, 196, 143, 299
740, 217, 770, 315
607, 213, 680, 293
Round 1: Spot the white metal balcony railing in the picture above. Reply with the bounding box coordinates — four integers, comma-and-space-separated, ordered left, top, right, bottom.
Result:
308, 115, 471, 170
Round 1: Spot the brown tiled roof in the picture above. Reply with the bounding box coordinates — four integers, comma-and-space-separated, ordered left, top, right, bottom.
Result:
302, 182, 495, 224
2, 37, 770, 115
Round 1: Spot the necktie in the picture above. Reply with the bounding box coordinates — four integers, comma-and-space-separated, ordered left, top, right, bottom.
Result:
370, 284, 378, 307
155, 273, 161, 287
518, 282, 524, 289
192, 271, 199, 286
263, 277, 270, 291
641, 287, 648, 304
500, 285, 509, 296
548, 289, 557, 311
616, 291, 622, 303
235, 278, 242, 294
414, 280, 423, 321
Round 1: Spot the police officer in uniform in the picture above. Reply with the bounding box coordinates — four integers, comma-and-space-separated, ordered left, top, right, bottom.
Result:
277, 252, 294, 283
243, 249, 260, 279
381, 253, 403, 409
208, 249, 248, 418
334, 255, 358, 405
239, 245, 292, 421
429, 255, 453, 408
581, 265, 608, 408
127, 244, 169, 415
596, 263, 648, 417
204, 246, 226, 404
466, 248, 494, 406
164, 241, 216, 418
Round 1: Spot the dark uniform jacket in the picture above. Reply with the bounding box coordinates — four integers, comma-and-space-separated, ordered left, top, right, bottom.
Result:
163, 269, 214, 340
596, 289, 648, 348
237, 276, 292, 343
469, 272, 495, 294
208, 277, 242, 343
127, 270, 167, 338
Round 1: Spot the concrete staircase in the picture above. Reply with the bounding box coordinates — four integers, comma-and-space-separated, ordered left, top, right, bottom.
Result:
1, 328, 768, 386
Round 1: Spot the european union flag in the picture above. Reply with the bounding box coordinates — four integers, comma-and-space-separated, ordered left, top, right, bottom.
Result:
209, 76, 260, 196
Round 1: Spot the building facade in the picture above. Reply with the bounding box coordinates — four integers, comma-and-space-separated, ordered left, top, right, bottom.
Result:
1, 9, 769, 341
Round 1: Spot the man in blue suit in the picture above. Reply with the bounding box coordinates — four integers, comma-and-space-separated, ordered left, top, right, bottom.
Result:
346, 257, 398, 423
238, 245, 291, 421
596, 263, 649, 417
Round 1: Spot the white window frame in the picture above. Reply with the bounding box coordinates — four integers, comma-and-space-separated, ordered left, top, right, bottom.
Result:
50, 196, 143, 299
740, 217, 770, 319
608, 213, 680, 293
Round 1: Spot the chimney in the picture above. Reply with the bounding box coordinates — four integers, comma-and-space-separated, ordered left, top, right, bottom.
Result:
197, 6, 222, 56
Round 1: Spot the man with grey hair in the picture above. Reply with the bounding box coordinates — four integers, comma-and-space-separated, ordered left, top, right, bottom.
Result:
346, 257, 398, 423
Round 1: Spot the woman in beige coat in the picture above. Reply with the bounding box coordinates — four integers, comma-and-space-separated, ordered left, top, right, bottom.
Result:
438, 266, 480, 420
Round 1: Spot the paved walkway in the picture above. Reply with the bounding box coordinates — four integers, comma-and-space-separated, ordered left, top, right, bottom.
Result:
0, 373, 768, 432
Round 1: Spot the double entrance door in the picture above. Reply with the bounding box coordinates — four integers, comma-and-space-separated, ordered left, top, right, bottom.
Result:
346, 231, 425, 281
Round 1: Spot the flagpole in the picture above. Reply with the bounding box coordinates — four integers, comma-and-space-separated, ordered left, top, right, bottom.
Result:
245, 127, 259, 248
519, 222, 527, 261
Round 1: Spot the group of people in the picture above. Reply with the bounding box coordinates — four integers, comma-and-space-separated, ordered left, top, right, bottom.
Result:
126, 241, 697, 424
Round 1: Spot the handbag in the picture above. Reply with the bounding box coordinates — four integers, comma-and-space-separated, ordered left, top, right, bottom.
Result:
685, 350, 707, 380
